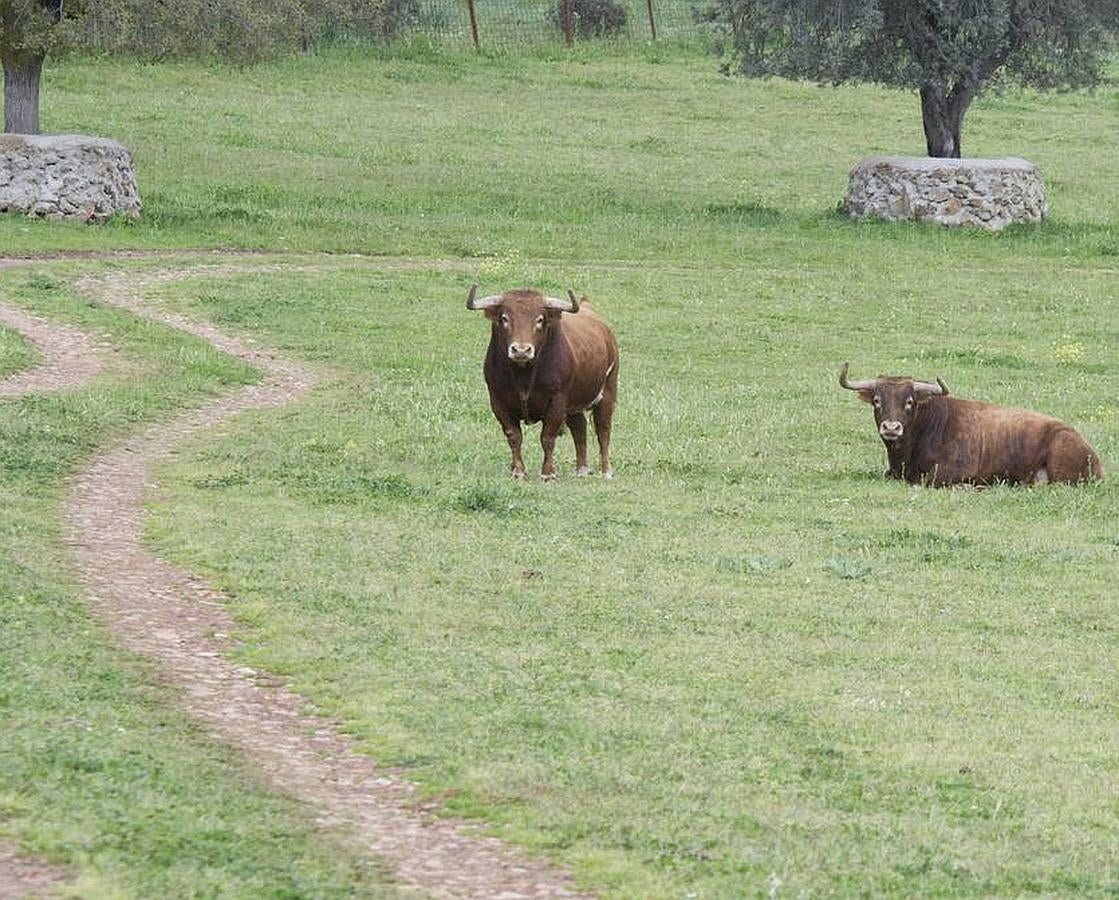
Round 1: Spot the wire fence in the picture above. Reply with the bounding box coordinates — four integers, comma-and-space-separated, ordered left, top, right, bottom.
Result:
411, 0, 709, 49
72, 0, 714, 60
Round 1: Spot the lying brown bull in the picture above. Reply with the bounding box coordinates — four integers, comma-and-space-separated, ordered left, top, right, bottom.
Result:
839, 363, 1103, 486
467, 285, 619, 480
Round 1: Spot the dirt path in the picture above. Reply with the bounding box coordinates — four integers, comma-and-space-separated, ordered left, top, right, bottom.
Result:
55, 266, 587, 899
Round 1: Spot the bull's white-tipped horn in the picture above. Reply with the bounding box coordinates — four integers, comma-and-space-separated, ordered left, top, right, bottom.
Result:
838, 362, 877, 392
913, 377, 949, 396
543, 292, 579, 313
466, 284, 503, 310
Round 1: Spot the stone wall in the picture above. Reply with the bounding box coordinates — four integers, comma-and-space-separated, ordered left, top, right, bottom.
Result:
0, 134, 141, 223
845, 156, 1047, 231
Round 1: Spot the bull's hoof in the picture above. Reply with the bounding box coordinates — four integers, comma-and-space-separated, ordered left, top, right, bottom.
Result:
602, 468, 613, 480
575, 466, 592, 477
511, 468, 526, 480
541, 472, 557, 483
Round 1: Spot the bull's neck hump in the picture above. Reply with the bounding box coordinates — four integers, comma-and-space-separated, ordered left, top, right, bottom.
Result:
903, 398, 951, 465
916, 397, 950, 440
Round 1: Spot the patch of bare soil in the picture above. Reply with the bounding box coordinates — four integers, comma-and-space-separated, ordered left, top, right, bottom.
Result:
60, 267, 587, 899
0, 846, 70, 899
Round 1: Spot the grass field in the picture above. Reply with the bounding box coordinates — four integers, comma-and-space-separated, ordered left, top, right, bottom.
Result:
2, 40, 1119, 897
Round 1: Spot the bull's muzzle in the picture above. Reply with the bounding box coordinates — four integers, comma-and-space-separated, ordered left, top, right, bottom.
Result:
879, 420, 904, 442
508, 343, 535, 364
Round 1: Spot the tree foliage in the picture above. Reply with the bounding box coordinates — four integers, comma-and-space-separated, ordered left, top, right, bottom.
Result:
76, 0, 420, 62
1, 0, 79, 57
550, 0, 629, 39
709, 0, 1119, 156
3, 0, 422, 68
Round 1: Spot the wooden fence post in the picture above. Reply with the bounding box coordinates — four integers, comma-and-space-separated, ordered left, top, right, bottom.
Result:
645, 0, 657, 39
466, 0, 480, 49
561, 0, 574, 46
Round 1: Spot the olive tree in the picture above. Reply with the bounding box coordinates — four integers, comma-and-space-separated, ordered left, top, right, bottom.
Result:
713, 0, 1118, 157
1, 0, 67, 133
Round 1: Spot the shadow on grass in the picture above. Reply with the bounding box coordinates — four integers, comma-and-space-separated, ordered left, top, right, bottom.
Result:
813, 207, 1119, 258
702, 200, 782, 227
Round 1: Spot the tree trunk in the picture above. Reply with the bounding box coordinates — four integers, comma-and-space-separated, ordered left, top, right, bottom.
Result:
919, 85, 971, 158
3, 51, 44, 135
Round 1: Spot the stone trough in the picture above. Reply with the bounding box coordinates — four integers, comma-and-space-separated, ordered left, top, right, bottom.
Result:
844, 156, 1047, 231
0, 133, 141, 223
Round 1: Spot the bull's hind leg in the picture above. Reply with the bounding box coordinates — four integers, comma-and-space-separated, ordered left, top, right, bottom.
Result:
591, 387, 616, 479
567, 412, 590, 476
1046, 429, 1104, 483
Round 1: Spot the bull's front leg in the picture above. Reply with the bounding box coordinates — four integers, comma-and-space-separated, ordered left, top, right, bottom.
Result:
540, 398, 568, 482
490, 398, 526, 479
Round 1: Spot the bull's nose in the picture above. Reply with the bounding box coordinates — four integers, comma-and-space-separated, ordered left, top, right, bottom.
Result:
508, 343, 535, 361
879, 421, 904, 441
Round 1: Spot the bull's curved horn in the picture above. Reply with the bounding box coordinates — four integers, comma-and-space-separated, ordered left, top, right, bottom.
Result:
466, 284, 503, 310
543, 293, 579, 313
838, 362, 877, 392
913, 377, 949, 396
567, 289, 581, 313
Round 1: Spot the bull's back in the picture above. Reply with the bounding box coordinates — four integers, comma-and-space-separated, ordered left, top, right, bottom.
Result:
946, 399, 1101, 483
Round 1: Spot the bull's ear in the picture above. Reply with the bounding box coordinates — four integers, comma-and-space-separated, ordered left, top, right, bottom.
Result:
857, 390, 875, 404
543, 293, 579, 314
914, 377, 948, 403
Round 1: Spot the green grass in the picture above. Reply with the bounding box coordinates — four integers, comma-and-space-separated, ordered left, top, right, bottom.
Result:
142, 256, 1119, 897
3, 42, 1119, 897
0, 322, 38, 379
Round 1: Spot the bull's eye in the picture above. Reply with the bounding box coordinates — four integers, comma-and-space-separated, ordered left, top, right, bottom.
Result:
872, 395, 881, 409
905, 397, 914, 411
534, 315, 544, 330
500, 313, 510, 328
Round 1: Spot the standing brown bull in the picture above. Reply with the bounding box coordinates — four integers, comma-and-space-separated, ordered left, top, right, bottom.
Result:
467, 285, 619, 480
839, 363, 1103, 486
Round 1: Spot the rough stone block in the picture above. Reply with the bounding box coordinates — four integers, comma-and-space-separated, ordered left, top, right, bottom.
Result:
845, 156, 1047, 231
0, 134, 141, 223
